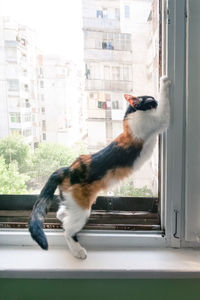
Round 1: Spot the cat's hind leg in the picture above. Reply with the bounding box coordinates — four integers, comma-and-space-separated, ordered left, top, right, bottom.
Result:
57, 193, 90, 259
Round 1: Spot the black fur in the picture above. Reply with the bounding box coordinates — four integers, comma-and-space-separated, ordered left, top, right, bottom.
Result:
136, 96, 158, 111
29, 167, 69, 250
88, 142, 142, 182
69, 141, 142, 185
70, 158, 88, 185
124, 105, 136, 119
72, 235, 78, 242
124, 96, 158, 119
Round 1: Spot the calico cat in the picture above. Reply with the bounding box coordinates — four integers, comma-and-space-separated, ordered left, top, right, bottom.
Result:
29, 76, 171, 259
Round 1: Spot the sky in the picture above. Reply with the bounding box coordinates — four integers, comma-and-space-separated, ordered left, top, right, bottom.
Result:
0, 0, 83, 61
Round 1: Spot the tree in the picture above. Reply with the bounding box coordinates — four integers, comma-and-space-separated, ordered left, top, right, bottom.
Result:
0, 156, 29, 194
109, 180, 154, 197
0, 135, 31, 173
28, 142, 87, 190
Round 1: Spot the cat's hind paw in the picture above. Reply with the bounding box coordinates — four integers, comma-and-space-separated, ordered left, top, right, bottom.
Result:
72, 243, 87, 260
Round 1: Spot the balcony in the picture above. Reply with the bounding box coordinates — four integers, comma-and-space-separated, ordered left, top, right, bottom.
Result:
87, 109, 106, 119
83, 17, 120, 31
9, 122, 22, 129
84, 49, 133, 62
85, 79, 133, 92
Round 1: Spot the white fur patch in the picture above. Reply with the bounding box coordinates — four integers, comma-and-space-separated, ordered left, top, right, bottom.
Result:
133, 136, 157, 171
57, 191, 90, 259
127, 76, 170, 141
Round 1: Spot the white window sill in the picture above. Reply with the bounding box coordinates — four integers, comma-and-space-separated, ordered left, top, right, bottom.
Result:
1, 230, 200, 279
1, 245, 200, 279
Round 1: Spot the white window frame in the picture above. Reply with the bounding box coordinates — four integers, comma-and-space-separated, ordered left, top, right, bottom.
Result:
161, 0, 186, 248
0, 0, 190, 249
184, 0, 200, 247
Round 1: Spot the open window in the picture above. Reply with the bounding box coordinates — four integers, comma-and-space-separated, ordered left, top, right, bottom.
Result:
0, 0, 173, 243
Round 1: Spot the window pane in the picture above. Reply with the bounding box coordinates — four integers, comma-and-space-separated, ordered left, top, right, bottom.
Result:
0, 0, 160, 197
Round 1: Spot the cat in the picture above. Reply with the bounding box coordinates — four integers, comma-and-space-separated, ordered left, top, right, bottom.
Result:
29, 76, 171, 259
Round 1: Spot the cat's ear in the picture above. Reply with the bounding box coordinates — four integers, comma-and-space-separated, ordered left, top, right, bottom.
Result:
124, 94, 140, 107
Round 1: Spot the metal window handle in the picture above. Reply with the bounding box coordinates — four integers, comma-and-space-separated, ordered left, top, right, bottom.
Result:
173, 209, 179, 239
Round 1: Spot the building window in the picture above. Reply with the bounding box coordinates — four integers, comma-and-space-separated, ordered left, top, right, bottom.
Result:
41, 107, 45, 114
24, 84, 29, 92
7, 79, 19, 91
102, 8, 108, 19
123, 66, 129, 81
105, 93, 111, 101
102, 41, 114, 50
10, 113, 21, 123
25, 99, 31, 108
104, 66, 110, 80
23, 128, 32, 137
124, 5, 130, 18
42, 133, 46, 140
115, 8, 120, 20
10, 129, 22, 135
96, 10, 103, 18
85, 64, 91, 79
39, 67, 43, 77
42, 120, 46, 131
23, 113, 31, 122
112, 101, 119, 109
112, 67, 120, 80
40, 81, 44, 88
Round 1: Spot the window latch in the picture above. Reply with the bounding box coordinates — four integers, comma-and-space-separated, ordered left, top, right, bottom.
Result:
173, 209, 180, 239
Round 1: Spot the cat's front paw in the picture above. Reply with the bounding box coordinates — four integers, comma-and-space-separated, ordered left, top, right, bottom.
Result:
160, 76, 172, 87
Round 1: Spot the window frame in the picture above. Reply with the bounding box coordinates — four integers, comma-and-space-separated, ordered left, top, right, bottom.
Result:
0, 0, 188, 249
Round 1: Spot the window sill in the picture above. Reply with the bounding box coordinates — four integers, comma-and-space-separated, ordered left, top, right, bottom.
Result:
1, 241, 200, 278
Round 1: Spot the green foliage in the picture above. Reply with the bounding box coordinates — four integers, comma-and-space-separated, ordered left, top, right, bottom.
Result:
0, 156, 29, 194
0, 135, 31, 173
0, 135, 155, 197
112, 181, 154, 197
28, 142, 87, 190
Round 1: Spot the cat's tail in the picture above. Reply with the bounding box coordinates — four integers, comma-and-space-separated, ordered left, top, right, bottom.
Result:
29, 167, 69, 250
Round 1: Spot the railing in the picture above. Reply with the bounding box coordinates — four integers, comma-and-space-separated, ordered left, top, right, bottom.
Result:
84, 48, 133, 62
85, 79, 133, 92
83, 17, 120, 31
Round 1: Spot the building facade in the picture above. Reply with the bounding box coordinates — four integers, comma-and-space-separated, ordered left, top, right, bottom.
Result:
82, 0, 133, 151
82, 0, 160, 195
37, 55, 86, 146
0, 17, 40, 148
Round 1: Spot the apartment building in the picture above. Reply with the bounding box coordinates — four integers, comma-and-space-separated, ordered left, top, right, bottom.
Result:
82, 0, 160, 195
82, 0, 133, 151
0, 17, 40, 148
120, 0, 160, 194
37, 55, 86, 146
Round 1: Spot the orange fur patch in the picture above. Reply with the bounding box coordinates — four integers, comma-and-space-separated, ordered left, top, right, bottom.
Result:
60, 178, 71, 191
70, 167, 133, 209
114, 119, 143, 149
70, 154, 91, 170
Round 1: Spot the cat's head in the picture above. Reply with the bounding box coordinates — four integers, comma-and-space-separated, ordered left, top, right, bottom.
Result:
124, 94, 158, 119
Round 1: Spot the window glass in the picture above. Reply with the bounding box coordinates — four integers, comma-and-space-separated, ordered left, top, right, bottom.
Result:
0, 0, 160, 197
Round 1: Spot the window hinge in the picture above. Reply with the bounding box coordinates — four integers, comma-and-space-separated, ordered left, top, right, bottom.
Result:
173, 209, 180, 239
184, 11, 188, 19
167, 8, 170, 25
